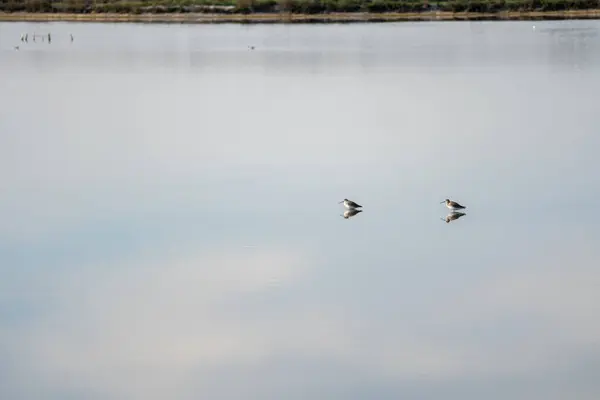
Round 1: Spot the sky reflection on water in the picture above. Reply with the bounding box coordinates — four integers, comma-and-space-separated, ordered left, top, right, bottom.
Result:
1, 20, 600, 400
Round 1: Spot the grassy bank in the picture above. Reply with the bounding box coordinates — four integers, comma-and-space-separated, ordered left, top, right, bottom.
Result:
1, 0, 600, 23
2, 10, 600, 23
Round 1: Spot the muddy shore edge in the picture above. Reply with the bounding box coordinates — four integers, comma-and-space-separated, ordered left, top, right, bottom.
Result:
2, 10, 600, 23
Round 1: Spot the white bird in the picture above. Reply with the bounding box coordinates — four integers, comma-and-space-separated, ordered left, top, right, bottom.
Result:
441, 198, 466, 211
338, 198, 362, 209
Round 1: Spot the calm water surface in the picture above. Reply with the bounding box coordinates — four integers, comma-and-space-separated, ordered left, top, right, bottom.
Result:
1, 20, 600, 400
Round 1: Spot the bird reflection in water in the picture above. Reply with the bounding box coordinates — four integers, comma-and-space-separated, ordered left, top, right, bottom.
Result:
441, 211, 466, 224
341, 208, 363, 219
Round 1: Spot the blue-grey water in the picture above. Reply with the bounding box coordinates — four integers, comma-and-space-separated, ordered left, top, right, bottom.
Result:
1, 20, 600, 400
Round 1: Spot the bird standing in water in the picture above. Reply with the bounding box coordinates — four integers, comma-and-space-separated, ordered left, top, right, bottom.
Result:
441, 198, 466, 211
339, 199, 362, 209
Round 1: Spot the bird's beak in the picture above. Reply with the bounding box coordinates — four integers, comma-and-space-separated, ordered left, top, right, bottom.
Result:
338, 201, 343, 204
440, 201, 445, 204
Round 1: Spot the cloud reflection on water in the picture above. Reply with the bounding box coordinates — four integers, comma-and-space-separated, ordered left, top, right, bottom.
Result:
1, 235, 599, 399
2, 19, 600, 400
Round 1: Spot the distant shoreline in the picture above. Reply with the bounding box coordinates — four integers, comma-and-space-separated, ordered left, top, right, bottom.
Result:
2, 10, 600, 24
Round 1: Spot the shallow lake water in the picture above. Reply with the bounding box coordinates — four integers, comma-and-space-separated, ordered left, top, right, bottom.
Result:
1, 19, 600, 400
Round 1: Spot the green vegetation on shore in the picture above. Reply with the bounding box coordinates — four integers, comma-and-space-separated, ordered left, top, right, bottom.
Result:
1, 0, 600, 15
